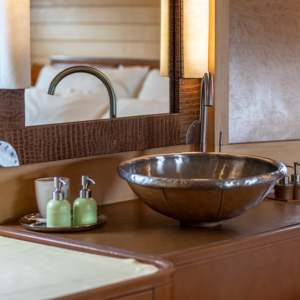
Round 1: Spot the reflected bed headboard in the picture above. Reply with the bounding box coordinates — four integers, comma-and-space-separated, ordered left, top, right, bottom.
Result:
31, 56, 160, 86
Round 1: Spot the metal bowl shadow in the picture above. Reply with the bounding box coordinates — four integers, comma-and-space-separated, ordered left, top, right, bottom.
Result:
117, 153, 287, 227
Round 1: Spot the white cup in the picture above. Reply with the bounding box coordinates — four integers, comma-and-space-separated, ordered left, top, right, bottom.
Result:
35, 177, 70, 218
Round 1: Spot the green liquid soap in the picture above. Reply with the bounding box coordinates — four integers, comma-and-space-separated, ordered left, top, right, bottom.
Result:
47, 199, 71, 228
73, 197, 97, 227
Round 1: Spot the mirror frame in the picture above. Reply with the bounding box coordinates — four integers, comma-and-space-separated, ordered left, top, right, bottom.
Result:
0, 0, 211, 165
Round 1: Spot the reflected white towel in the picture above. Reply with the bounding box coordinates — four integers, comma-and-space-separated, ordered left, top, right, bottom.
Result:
102, 98, 169, 119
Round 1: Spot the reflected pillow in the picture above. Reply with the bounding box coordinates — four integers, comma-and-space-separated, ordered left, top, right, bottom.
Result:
25, 88, 110, 126
138, 69, 169, 102
35, 65, 150, 98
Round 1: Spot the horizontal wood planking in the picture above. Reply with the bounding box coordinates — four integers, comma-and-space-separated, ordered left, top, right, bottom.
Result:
31, 41, 160, 60
31, 24, 160, 42
30, 2, 161, 64
31, 0, 160, 6
30, 7, 160, 24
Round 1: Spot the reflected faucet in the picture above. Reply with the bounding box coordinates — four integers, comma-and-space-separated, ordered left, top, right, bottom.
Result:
199, 72, 213, 152
47, 66, 117, 118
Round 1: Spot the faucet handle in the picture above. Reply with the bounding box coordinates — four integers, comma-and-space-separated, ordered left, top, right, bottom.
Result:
80, 175, 96, 198
202, 72, 214, 107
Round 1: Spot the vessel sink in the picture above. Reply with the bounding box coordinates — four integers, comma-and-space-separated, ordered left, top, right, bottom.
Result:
118, 153, 286, 227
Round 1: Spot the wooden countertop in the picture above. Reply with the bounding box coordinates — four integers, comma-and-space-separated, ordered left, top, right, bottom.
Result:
5, 198, 300, 258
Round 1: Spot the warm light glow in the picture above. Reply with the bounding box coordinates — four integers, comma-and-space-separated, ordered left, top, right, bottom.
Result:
0, 0, 30, 88
160, 0, 169, 77
182, 0, 209, 78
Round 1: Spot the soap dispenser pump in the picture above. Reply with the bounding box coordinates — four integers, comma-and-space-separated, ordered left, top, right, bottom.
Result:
47, 177, 71, 228
73, 175, 97, 227
292, 162, 300, 200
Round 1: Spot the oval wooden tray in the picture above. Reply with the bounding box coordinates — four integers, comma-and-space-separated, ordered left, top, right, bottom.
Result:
19, 214, 107, 233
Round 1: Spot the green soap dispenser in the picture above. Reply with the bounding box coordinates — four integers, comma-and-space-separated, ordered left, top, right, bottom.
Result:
46, 177, 71, 228
73, 175, 97, 227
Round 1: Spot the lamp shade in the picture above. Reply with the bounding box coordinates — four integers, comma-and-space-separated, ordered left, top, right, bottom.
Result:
182, 0, 209, 78
160, 0, 169, 77
0, 0, 30, 89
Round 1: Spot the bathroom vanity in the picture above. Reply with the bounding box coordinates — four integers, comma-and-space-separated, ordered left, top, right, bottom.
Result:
3, 197, 300, 300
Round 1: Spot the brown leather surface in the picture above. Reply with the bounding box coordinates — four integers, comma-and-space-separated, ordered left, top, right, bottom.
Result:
1, 114, 181, 165
0, 90, 25, 131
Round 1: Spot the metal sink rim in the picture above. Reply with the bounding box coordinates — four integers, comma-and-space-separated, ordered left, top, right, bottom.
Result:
117, 152, 287, 190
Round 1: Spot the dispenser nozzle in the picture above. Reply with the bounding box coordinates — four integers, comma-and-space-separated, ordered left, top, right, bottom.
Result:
80, 175, 95, 198
54, 177, 66, 189
53, 177, 67, 201
292, 162, 300, 185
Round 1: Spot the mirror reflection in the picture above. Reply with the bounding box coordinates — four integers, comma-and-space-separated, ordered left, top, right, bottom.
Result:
25, 0, 169, 126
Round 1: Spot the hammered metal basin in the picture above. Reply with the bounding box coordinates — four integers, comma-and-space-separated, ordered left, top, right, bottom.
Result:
117, 153, 286, 227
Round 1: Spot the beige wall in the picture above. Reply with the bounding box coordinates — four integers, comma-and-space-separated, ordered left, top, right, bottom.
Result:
30, 0, 160, 65
0, 144, 195, 224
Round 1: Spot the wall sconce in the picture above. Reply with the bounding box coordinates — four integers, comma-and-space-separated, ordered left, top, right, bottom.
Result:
182, 0, 209, 78
160, 0, 209, 78
0, 0, 30, 89
160, 0, 169, 77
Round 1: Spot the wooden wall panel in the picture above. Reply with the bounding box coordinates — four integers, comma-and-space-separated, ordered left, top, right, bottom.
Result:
30, 1, 161, 65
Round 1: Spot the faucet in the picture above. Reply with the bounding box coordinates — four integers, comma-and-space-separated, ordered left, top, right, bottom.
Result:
184, 72, 214, 152
47, 66, 117, 118
199, 72, 213, 152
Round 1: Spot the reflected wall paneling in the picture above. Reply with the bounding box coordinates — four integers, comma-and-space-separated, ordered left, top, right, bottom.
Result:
30, 0, 161, 64
0, 0, 209, 165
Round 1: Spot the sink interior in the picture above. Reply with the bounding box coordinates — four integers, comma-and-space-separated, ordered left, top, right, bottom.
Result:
124, 154, 279, 180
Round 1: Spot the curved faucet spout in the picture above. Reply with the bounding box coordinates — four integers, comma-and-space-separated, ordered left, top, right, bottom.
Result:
47, 66, 117, 118
199, 72, 213, 152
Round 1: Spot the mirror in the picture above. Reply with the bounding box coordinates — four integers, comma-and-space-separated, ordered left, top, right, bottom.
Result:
25, 0, 169, 127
